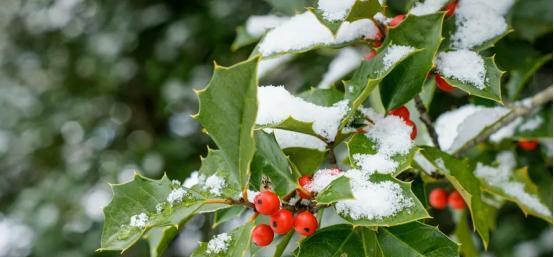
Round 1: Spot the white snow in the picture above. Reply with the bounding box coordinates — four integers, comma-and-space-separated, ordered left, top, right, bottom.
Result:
373, 12, 392, 25
183, 171, 205, 188
204, 174, 225, 196
288, 195, 301, 206
0, 215, 34, 257
129, 213, 149, 229
269, 129, 327, 151
306, 169, 343, 192
167, 188, 188, 206
435, 105, 510, 152
414, 152, 436, 175
206, 233, 232, 254
171, 179, 181, 187
475, 151, 551, 216
246, 190, 260, 203
317, 0, 356, 21
258, 11, 379, 56
490, 117, 522, 143
257, 85, 349, 141
435, 50, 486, 89
335, 169, 414, 220
383, 44, 416, 71
451, 0, 511, 49
410, 0, 450, 16
258, 54, 293, 78
352, 108, 413, 175
245, 15, 289, 37
317, 48, 363, 89
519, 115, 543, 132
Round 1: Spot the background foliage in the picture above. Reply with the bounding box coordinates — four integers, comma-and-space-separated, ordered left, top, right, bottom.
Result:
0, 0, 551, 257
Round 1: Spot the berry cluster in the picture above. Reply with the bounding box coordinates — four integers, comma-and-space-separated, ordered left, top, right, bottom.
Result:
428, 188, 466, 210
389, 106, 417, 140
251, 186, 318, 247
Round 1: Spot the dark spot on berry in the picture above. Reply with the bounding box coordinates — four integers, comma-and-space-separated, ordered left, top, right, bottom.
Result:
257, 199, 262, 204
304, 227, 310, 232
272, 221, 277, 227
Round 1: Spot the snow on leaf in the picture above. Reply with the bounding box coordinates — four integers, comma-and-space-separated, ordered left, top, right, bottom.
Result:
191, 222, 254, 257
475, 151, 552, 222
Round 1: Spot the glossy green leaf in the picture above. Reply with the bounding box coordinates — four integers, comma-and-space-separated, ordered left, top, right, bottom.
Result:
283, 147, 327, 176
298, 87, 344, 107
419, 147, 496, 247
346, 133, 417, 175
377, 221, 459, 257
341, 44, 420, 127
337, 174, 430, 227
195, 57, 259, 191
294, 224, 372, 257
232, 26, 261, 51
438, 56, 504, 103
510, 0, 553, 42
379, 13, 445, 111
315, 176, 354, 205
273, 230, 295, 257
251, 131, 297, 197
257, 117, 327, 142
191, 222, 255, 257
454, 210, 479, 257
99, 174, 228, 252
213, 206, 247, 229
146, 226, 178, 257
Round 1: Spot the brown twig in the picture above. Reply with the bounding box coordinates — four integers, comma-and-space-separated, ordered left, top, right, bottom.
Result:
414, 95, 441, 150
454, 85, 553, 157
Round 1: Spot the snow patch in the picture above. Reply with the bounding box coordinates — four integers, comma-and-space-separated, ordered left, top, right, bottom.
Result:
257, 85, 349, 141
519, 115, 543, 132
475, 151, 551, 216
317, 0, 356, 21
306, 169, 343, 192
411, 0, 450, 16
335, 169, 414, 220
435, 50, 486, 89
206, 233, 232, 254
269, 129, 327, 151
130, 213, 149, 229
167, 188, 188, 206
246, 15, 289, 37
204, 174, 225, 196
183, 171, 205, 188
318, 48, 363, 89
383, 44, 416, 70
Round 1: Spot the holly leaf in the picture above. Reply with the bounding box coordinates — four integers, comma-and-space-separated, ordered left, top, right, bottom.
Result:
311, 0, 382, 34
513, 108, 553, 140
454, 211, 479, 257
284, 147, 327, 176
337, 174, 430, 227
346, 133, 417, 175
315, 176, 354, 205
377, 221, 459, 257
251, 131, 298, 196
510, 0, 553, 42
294, 224, 377, 257
379, 13, 445, 111
419, 147, 496, 247
213, 206, 247, 229
477, 166, 552, 222
145, 227, 178, 257
191, 222, 255, 257
257, 117, 327, 142
98, 174, 228, 252
298, 86, 344, 107
437, 56, 504, 103
194, 57, 259, 191
341, 44, 420, 127
232, 26, 262, 51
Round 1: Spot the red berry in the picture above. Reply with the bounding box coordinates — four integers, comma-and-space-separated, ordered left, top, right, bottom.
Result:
294, 211, 318, 236
405, 119, 417, 140
297, 176, 313, 199
389, 106, 410, 121
444, 1, 458, 17
363, 50, 378, 61
254, 191, 281, 215
252, 224, 274, 247
270, 209, 294, 234
372, 40, 382, 48
518, 139, 539, 151
434, 74, 455, 92
448, 191, 466, 210
390, 15, 405, 27
374, 30, 383, 41
429, 188, 448, 209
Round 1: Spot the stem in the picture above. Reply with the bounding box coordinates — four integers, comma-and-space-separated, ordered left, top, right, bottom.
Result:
327, 143, 337, 167
454, 85, 553, 157
248, 212, 259, 222
414, 95, 441, 150
204, 199, 232, 204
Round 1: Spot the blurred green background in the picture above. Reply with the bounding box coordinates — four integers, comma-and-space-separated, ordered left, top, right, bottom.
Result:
0, 0, 551, 257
